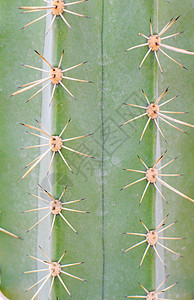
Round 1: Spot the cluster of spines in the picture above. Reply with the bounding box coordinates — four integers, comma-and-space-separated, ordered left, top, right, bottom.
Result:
123, 15, 193, 299
0, 1, 91, 299
1, 2, 194, 299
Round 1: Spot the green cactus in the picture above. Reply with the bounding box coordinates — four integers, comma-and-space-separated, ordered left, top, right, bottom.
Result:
0, 0, 193, 299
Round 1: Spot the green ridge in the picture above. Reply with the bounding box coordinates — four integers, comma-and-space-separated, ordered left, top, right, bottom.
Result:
0, 0, 193, 299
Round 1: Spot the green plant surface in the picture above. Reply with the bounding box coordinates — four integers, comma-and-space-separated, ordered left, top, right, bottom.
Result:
52, 1, 156, 299
0, 0, 45, 299
0, 0, 193, 299
157, 2, 194, 299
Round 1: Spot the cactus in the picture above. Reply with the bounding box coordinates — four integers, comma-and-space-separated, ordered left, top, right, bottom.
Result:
0, 0, 193, 299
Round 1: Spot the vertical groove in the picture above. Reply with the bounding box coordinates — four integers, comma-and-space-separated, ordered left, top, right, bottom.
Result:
101, 0, 105, 299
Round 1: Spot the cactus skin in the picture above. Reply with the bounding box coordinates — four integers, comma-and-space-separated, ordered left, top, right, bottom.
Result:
0, 0, 193, 299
